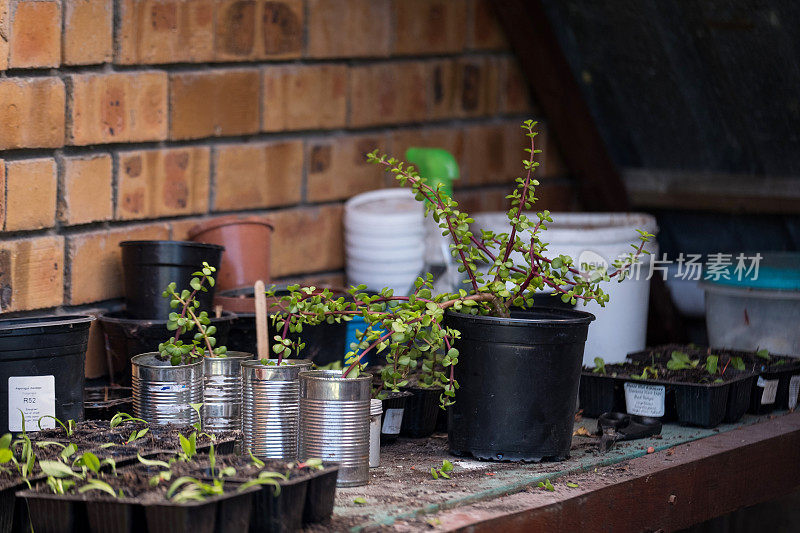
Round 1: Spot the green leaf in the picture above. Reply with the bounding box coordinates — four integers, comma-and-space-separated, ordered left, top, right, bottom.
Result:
756, 349, 770, 360
39, 460, 81, 479
441, 460, 453, 472
0, 449, 12, 463
566, 482, 579, 488
354, 497, 367, 505
0, 433, 12, 450
78, 479, 118, 498
137, 454, 170, 469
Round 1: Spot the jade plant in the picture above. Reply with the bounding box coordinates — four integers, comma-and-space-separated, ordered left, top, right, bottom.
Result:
265, 120, 652, 406
158, 262, 228, 365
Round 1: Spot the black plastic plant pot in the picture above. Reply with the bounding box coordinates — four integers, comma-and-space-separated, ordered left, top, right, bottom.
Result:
0, 315, 93, 435
673, 381, 730, 428
120, 240, 224, 321
302, 465, 340, 525
435, 405, 448, 433
747, 364, 795, 414
724, 373, 756, 423
380, 391, 412, 445
399, 387, 442, 438
98, 311, 235, 386
1, 479, 30, 533
578, 372, 624, 418
446, 308, 595, 462
144, 486, 257, 533
240, 473, 307, 533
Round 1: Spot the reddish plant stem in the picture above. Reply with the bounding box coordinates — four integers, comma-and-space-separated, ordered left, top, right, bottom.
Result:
496, 128, 537, 281
342, 330, 394, 377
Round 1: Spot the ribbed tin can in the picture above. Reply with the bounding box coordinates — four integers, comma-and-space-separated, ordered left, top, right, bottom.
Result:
241, 359, 313, 460
202, 351, 253, 433
299, 370, 372, 487
131, 352, 204, 425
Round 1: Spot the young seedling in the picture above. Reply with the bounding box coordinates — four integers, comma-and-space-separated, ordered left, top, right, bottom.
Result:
167, 477, 226, 503
37, 416, 76, 436
592, 357, 607, 375
666, 351, 699, 371
109, 412, 147, 428
158, 263, 228, 366
126, 428, 149, 444
537, 478, 555, 491
430, 459, 454, 479
237, 471, 286, 494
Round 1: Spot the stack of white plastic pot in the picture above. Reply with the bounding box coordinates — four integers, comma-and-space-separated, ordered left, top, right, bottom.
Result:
344, 189, 425, 294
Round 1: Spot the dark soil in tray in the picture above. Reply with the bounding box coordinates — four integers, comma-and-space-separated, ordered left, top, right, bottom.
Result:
32, 420, 240, 455
628, 344, 800, 374
589, 361, 740, 385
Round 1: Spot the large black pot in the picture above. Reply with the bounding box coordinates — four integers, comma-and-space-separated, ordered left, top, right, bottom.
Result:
98, 311, 235, 386
0, 315, 93, 434
120, 240, 224, 320
445, 308, 595, 462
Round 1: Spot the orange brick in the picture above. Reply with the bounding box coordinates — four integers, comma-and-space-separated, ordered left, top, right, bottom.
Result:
428, 60, 460, 120
4, 158, 56, 231
306, 133, 388, 202
67, 223, 170, 305
0, 235, 64, 312
116, 147, 210, 220
270, 205, 344, 277
538, 126, 569, 179
262, 65, 348, 131
58, 154, 113, 225
63, 0, 113, 65
307, 0, 391, 58
349, 62, 428, 127
169, 216, 209, 241
0, 0, 9, 70
0, 160, 4, 227
9, 1, 61, 68
457, 56, 500, 117
214, 140, 303, 211
463, 123, 526, 186
170, 70, 260, 140
0, 77, 65, 149
68, 71, 168, 145
216, 0, 303, 61
501, 57, 533, 114
394, 0, 466, 55
116, 0, 215, 64
468, 0, 508, 50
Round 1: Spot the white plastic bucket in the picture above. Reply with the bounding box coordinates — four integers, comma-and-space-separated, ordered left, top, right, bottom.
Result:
344, 189, 424, 229
470, 212, 659, 365
346, 244, 425, 264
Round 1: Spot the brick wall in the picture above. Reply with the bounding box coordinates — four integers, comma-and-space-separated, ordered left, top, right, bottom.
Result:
0, 0, 575, 318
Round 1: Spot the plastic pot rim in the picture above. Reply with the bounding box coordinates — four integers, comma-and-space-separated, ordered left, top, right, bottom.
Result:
444, 307, 595, 327
119, 239, 225, 252
187, 216, 274, 239
0, 314, 94, 334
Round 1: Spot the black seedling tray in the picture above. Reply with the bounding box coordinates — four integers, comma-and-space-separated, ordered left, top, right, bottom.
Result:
302, 465, 340, 525
579, 370, 754, 428
18, 482, 258, 533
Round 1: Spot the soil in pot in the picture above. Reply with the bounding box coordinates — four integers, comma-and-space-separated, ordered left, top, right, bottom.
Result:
0, 315, 93, 435
446, 308, 594, 462
120, 240, 224, 321
99, 311, 235, 386
187, 216, 274, 292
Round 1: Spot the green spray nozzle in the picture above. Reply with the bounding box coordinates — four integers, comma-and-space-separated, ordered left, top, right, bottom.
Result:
404, 147, 460, 200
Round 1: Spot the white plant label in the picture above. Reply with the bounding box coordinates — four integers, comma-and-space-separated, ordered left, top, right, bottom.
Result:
624, 382, 665, 417
757, 377, 779, 405
381, 408, 404, 434
789, 376, 800, 410
8, 376, 56, 432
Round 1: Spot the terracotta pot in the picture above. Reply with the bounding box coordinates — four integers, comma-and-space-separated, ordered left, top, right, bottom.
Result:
187, 216, 274, 291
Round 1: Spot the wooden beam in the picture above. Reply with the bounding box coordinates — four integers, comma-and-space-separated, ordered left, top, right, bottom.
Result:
624, 168, 800, 214
490, 0, 630, 211
435, 412, 800, 532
